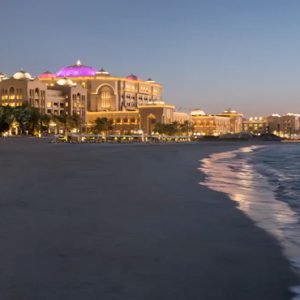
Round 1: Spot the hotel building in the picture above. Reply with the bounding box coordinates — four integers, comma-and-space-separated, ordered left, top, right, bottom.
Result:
38, 60, 181, 134
242, 114, 300, 137
266, 113, 300, 137
191, 109, 242, 136
0, 71, 87, 123
242, 117, 268, 135
0, 61, 245, 137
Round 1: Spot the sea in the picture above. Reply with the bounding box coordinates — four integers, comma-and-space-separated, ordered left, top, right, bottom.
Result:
200, 143, 300, 299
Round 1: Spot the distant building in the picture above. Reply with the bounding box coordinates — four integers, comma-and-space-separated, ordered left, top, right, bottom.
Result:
242, 117, 268, 135
267, 113, 300, 137
217, 109, 243, 133
173, 111, 191, 124
191, 109, 231, 136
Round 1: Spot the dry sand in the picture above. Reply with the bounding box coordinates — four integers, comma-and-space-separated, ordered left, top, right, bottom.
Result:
0, 138, 296, 300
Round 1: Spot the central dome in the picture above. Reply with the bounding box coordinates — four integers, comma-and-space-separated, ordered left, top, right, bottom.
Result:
56, 60, 97, 77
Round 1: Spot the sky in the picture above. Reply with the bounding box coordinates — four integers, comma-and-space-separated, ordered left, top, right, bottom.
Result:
0, 0, 300, 116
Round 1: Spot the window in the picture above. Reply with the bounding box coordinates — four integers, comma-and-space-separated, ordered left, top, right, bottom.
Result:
9, 87, 15, 100
97, 85, 114, 110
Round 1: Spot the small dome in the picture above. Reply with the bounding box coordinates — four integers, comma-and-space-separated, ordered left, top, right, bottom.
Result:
222, 108, 237, 114
56, 78, 76, 87
39, 71, 56, 79
126, 74, 140, 80
13, 70, 32, 80
96, 68, 110, 76
56, 60, 97, 77
191, 109, 206, 116
0, 72, 7, 81
146, 78, 155, 83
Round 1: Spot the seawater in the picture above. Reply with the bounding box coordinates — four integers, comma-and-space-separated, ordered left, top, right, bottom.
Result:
200, 144, 300, 299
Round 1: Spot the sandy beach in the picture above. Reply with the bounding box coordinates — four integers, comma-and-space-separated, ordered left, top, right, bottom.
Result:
0, 138, 296, 300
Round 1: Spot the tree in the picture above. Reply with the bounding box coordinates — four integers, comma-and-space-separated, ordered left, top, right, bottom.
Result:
13, 104, 41, 135
52, 113, 83, 134
0, 106, 14, 135
92, 117, 113, 135
154, 122, 180, 136
69, 114, 82, 133
39, 114, 51, 132
179, 121, 194, 136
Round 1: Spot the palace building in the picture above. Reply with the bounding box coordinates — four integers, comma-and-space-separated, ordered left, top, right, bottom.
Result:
38, 60, 180, 134
0, 60, 245, 136
39, 60, 163, 111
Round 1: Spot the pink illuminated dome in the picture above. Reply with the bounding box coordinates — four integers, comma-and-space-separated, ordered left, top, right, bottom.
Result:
126, 74, 140, 80
39, 71, 56, 79
56, 60, 97, 77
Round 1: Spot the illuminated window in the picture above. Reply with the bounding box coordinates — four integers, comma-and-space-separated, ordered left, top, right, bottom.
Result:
97, 86, 114, 110
9, 87, 15, 100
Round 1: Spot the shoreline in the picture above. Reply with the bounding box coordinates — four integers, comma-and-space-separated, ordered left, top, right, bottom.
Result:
0, 139, 297, 299
200, 144, 300, 298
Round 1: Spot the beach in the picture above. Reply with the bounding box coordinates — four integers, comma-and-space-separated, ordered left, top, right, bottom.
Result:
0, 138, 297, 300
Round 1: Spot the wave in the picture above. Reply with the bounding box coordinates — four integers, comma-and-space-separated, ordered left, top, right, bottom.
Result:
200, 145, 300, 299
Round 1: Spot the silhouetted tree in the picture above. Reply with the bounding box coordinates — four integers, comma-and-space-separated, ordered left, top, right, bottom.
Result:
92, 117, 113, 135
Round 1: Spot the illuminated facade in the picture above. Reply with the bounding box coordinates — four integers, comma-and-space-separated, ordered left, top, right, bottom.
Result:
242, 117, 268, 135
1, 61, 247, 137
38, 60, 175, 134
266, 114, 300, 137
39, 60, 163, 113
242, 114, 300, 137
217, 109, 243, 133
0, 71, 87, 122
191, 109, 240, 136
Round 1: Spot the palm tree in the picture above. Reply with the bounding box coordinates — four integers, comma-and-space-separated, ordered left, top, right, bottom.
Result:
39, 114, 51, 133
70, 114, 82, 133
0, 106, 15, 135
154, 122, 180, 136
180, 121, 194, 136
92, 117, 113, 136
52, 113, 83, 134
13, 103, 41, 135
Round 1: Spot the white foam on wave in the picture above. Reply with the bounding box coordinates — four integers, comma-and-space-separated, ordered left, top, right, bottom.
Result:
199, 145, 300, 299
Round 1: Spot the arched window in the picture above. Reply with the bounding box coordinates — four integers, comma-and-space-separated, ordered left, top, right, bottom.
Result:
97, 85, 114, 110
35, 88, 39, 99
9, 87, 15, 100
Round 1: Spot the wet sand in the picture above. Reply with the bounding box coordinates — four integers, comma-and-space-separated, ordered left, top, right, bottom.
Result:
0, 138, 296, 300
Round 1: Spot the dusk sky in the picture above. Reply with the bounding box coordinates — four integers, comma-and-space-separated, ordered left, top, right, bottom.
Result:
1, 0, 300, 116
